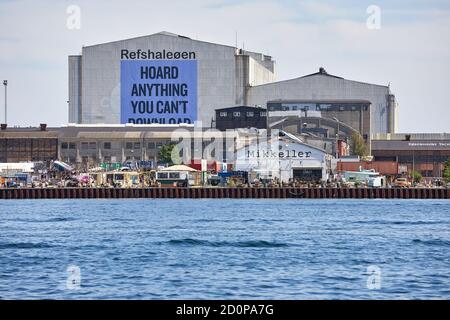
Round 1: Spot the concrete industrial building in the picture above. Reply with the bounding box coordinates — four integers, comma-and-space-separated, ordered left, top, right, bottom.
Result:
69, 32, 397, 135
248, 68, 397, 135
371, 133, 450, 179
69, 31, 275, 126
0, 124, 58, 163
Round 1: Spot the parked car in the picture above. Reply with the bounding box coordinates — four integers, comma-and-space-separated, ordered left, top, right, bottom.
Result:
433, 179, 444, 187
64, 177, 79, 187
393, 177, 411, 188
207, 175, 221, 186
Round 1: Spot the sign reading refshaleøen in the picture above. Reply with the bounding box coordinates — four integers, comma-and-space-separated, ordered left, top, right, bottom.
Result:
120, 60, 197, 124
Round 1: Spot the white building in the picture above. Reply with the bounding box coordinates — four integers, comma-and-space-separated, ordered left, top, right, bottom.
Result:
235, 131, 332, 182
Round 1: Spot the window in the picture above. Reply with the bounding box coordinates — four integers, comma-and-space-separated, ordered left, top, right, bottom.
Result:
148, 142, 155, 149
246, 112, 254, 117
302, 106, 309, 111
219, 112, 227, 117
169, 172, 180, 179
157, 172, 169, 179
292, 106, 298, 111
156, 142, 163, 148
103, 142, 111, 149
89, 142, 96, 150
260, 112, 267, 117
81, 142, 89, 150
421, 170, 433, 177
126, 142, 133, 149
61, 142, 68, 149
233, 112, 241, 117
339, 106, 345, 111
69, 142, 76, 149
134, 142, 141, 149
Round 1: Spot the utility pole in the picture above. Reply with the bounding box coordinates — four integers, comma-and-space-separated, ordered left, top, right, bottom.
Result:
3, 80, 7, 124
333, 117, 340, 159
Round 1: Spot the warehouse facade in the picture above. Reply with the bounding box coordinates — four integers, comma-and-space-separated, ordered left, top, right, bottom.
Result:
69, 31, 275, 126
248, 68, 397, 134
371, 133, 450, 179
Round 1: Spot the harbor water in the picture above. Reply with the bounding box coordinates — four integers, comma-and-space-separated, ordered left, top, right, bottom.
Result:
0, 199, 450, 299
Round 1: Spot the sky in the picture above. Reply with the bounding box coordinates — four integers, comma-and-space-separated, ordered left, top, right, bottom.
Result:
0, 0, 449, 132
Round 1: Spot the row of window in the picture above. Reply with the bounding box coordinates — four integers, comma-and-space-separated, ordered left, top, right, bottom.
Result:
61, 141, 170, 150
268, 105, 369, 112
219, 111, 267, 118
79, 155, 143, 163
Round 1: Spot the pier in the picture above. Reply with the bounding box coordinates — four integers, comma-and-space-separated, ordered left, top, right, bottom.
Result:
0, 187, 449, 200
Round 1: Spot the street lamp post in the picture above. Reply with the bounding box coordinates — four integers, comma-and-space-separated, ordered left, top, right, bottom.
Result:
3, 80, 7, 124
333, 117, 340, 159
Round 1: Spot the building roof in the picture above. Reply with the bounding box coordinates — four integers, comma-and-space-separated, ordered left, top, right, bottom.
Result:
267, 99, 371, 105
82, 31, 236, 50
281, 131, 329, 154
160, 164, 199, 172
251, 67, 389, 89
0, 127, 59, 138
300, 67, 343, 80
372, 133, 450, 141
215, 106, 267, 112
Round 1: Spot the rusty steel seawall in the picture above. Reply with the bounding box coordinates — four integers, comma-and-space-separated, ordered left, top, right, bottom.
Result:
0, 188, 449, 200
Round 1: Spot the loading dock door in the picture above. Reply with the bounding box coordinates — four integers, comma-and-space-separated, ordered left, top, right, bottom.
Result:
293, 168, 322, 182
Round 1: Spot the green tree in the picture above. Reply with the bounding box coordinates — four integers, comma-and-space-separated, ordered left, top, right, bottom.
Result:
443, 157, 450, 183
350, 132, 369, 157
158, 143, 180, 165
411, 170, 422, 183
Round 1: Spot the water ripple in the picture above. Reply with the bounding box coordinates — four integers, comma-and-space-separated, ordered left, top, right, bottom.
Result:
0, 242, 54, 250
165, 239, 290, 248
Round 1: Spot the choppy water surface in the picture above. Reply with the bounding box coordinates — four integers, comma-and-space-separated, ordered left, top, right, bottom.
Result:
0, 199, 450, 299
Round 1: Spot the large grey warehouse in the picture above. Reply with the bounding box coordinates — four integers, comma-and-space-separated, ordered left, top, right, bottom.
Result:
68, 31, 397, 134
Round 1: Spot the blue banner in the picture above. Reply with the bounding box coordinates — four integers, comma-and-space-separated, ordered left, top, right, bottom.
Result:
120, 60, 197, 124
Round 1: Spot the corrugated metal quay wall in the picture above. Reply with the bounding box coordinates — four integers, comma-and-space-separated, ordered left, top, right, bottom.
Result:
0, 188, 449, 200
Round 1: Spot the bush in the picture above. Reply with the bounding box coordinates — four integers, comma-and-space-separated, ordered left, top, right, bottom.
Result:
443, 157, 450, 183
411, 170, 422, 183
350, 132, 369, 157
